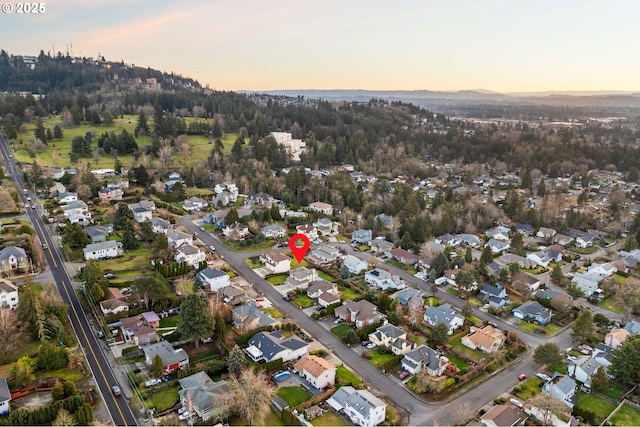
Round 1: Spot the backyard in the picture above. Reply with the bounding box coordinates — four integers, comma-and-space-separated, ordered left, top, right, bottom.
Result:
610, 403, 640, 426
450, 337, 486, 362
574, 392, 616, 424
519, 320, 560, 335
149, 384, 180, 413
276, 386, 312, 407
311, 411, 350, 426
367, 349, 397, 367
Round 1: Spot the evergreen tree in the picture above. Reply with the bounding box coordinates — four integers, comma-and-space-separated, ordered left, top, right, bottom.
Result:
533, 342, 563, 366
571, 310, 594, 344
609, 336, 640, 385
551, 263, 564, 281
340, 263, 350, 279
537, 178, 547, 197
430, 322, 449, 346
227, 344, 248, 375
465, 247, 472, 263
150, 354, 164, 378
176, 294, 215, 349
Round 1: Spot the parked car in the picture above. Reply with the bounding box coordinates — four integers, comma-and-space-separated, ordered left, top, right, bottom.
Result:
209, 245, 216, 251
366, 342, 377, 349
145, 378, 162, 387
334, 318, 344, 325
178, 412, 191, 421
535, 373, 552, 382
178, 407, 188, 415
41, 243, 48, 250
111, 385, 122, 396
104, 273, 115, 279
361, 341, 370, 347
199, 227, 205, 231
399, 370, 411, 380
518, 374, 527, 381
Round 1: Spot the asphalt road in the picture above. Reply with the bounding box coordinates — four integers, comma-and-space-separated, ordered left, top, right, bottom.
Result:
0, 134, 137, 426
182, 216, 580, 425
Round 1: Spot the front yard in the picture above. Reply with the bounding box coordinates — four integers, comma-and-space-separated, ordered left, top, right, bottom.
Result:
335, 365, 361, 386
513, 377, 543, 400
331, 324, 356, 340
266, 274, 288, 285
450, 337, 486, 362
519, 320, 560, 335
149, 384, 180, 412
291, 294, 314, 308
367, 349, 397, 367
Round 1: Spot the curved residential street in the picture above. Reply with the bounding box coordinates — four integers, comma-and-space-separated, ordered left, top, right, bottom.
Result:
181, 216, 588, 425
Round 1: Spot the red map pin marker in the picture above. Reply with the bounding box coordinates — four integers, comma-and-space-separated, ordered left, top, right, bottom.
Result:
289, 233, 310, 263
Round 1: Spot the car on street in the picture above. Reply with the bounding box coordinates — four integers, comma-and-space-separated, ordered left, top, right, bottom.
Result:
209, 245, 216, 251
41, 243, 47, 250
111, 385, 122, 396
199, 227, 205, 231
518, 374, 527, 381
399, 370, 411, 380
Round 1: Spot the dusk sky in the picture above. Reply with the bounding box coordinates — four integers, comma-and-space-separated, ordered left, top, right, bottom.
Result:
3, 0, 639, 93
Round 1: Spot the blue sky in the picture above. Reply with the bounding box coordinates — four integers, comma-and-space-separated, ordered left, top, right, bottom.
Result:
3, 0, 639, 92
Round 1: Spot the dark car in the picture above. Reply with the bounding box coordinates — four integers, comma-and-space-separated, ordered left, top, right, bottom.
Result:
41, 243, 48, 250
111, 385, 122, 396
399, 370, 411, 380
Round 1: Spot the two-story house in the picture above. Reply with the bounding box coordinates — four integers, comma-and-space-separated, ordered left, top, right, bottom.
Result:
342, 255, 368, 275
365, 269, 406, 290
479, 283, 509, 308
0, 279, 19, 309
423, 304, 464, 335
0, 246, 29, 275
198, 268, 231, 292
260, 224, 287, 239
296, 224, 318, 240
175, 244, 206, 268
143, 341, 189, 374
223, 222, 250, 241
294, 355, 336, 390
260, 252, 291, 274
308, 245, 341, 266
284, 267, 318, 290
83, 240, 122, 260
167, 231, 193, 248
461, 325, 505, 353
244, 330, 308, 363
401, 345, 448, 376
328, 387, 386, 427
542, 373, 577, 408
232, 301, 276, 331
178, 372, 235, 422
334, 300, 385, 329
351, 229, 372, 244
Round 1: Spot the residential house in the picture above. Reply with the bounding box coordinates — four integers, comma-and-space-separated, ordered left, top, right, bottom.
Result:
232, 301, 276, 331
395, 288, 424, 306
214, 182, 239, 203
175, 244, 206, 268
308, 245, 341, 266
260, 224, 287, 239
499, 254, 536, 269
309, 201, 334, 216
198, 268, 231, 292
543, 245, 564, 262
342, 255, 368, 275
343, 389, 386, 427
0, 279, 19, 309
55, 191, 78, 204
351, 229, 373, 244
605, 328, 630, 349
143, 341, 189, 374
0, 246, 29, 274
296, 224, 318, 240
515, 223, 534, 236
571, 272, 603, 296
167, 231, 193, 248
526, 250, 552, 268
99, 287, 129, 315
542, 373, 577, 408
220, 286, 246, 306
486, 227, 510, 242
178, 372, 235, 422
244, 330, 308, 363
537, 227, 557, 240
485, 239, 510, 254
423, 304, 464, 335
131, 207, 152, 223
98, 185, 123, 201
624, 320, 640, 336
61, 200, 91, 224
390, 337, 415, 356
334, 300, 385, 329
368, 324, 407, 348
455, 233, 481, 248
84, 224, 113, 243
567, 356, 605, 388
554, 233, 574, 246
328, 387, 386, 427
318, 290, 341, 307
119, 312, 159, 346
315, 218, 339, 236
222, 222, 250, 241
512, 301, 551, 325
150, 217, 171, 235
284, 267, 318, 290
385, 248, 419, 265
480, 404, 526, 427
592, 344, 615, 367
294, 355, 336, 389
261, 252, 291, 274
307, 280, 340, 304
569, 229, 598, 248
0, 378, 10, 415
435, 234, 459, 247
182, 196, 207, 212
461, 325, 505, 353
83, 240, 122, 260
479, 283, 509, 308
510, 271, 541, 293
401, 344, 448, 376
365, 269, 406, 290
128, 200, 156, 212
369, 237, 394, 254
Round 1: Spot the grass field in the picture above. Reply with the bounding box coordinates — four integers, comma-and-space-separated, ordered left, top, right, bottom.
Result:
276, 386, 312, 407
602, 382, 625, 400
450, 337, 485, 361
263, 307, 283, 318
425, 296, 440, 306
386, 259, 406, 269
575, 392, 616, 422
447, 355, 469, 369
266, 274, 288, 285
312, 411, 350, 426
150, 385, 180, 412
514, 377, 543, 400
368, 349, 396, 366
291, 294, 313, 308
519, 320, 560, 335
331, 324, 355, 340
318, 270, 338, 283
610, 403, 640, 426
36, 367, 87, 382
335, 365, 361, 386
597, 296, 625, 314
12, 114, 238, 168
340, 287, 361, 301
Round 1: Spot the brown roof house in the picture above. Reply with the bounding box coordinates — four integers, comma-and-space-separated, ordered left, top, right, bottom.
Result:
461, 325, 506, 353
100, 287, 130, 315
334, 300, 385, 329
294, 355, 336, 390
480, 404, 526, 427
119, 311, 160, 346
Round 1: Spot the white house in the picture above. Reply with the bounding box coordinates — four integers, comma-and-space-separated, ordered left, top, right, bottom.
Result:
343, 389, 386, 427
296, 224, 318, 240
56, 192, 78, 204
485, 239, 510, 254
182, 197, 206, 212
0, 278, 19, 309
260, 224, 287, 239
307, 280, 339, 301
260, 252, 291, 274
567, 356, 605, 388
309, 201, 334, 216
271, 132, 307, 162
167, 231, 194, 248
342, 255, 368, 275
198, 268, 231, 292
0, 378, 11, 416
294, 355, 336, 390
151, 217, 171, 235
83, 241, 121, 260
401, 345, 448, 376
308, 245, 341, 266
365, 269, 406, 290
61, 200, 91, 224
223, 222, 250, 240
244, 330, 308, 363
284, 267, 318, 289
423, 304, 464, 335
351, 229, 372, 244
132, 207, 153, 223
542, 373, 577, 408
174, 244, 206, 267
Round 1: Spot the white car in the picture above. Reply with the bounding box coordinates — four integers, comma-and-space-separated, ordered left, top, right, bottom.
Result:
145, 378, 161, 387
177, 407, 188, 415
366, 342, 377, 349
178, 412, 191, 421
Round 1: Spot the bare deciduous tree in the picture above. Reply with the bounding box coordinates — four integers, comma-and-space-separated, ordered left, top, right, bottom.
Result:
229, 368, 275, 426
407, 295, 425, 327
453, 401, 475, 425
528, 394, 569, 426
0, 307, 22, 355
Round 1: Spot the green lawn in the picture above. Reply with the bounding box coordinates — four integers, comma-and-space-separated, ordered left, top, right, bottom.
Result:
190, 350, 222, 364
602, 382, 625, 400
450, 337, 486, 361
331, 324, 355, 340
575, 392, 616, 421
610, 403, 640, 426
291, 294, 314, 308
386, 259, 407, 269
425, 296, 440, 306
447, 355, 469, 369
318, 270, 338, 283
290, 258, 310, 269
465, 315, 483, 326
263, 307, 283, 318
267, 274, 288, 285
368, 349, 396, 366
150, 385, 180, 412
340, 287, 361, 301
357, 245, 369, 252
36, 367, 86, 382
245, 257, 264, 269
519, 320, 560, 335
159, 316, 180, 328
262, 409, 287, 427
514, 377, 543, 400
312, 411, 350, 426
276, 386, 312, 407
597, 296, 625, 314
447, 288, 462, 298
335, 365, 361, 386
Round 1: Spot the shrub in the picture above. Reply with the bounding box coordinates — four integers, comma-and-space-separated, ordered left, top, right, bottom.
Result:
362, 350, 373, 359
